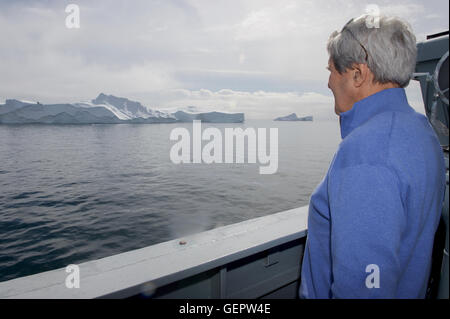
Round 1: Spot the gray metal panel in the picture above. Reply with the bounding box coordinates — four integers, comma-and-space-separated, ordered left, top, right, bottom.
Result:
0, 206, 309, 299
152, 269, 221, 299
260, 281, 300, 299
225, 239, 304, 299
414, 36, 449, 146
417, 36, 449, 63
147, 238, 305, 299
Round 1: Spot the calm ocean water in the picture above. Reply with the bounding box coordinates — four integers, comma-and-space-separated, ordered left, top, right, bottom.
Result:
0, 120, 340, 282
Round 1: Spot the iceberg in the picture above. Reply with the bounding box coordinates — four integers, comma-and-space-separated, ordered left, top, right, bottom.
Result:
0, 94, 245, 124
274, 113, 313, 121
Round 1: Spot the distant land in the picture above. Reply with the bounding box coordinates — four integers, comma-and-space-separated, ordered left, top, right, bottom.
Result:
274, 113, 313, 121
0, 93, 244, 124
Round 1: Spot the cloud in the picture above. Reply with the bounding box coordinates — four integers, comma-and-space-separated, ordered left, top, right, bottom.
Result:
0, 0, 447, 118
377, 3, 424, 21
139, 88, 335, 120
235, 4, 299, 41
0, 48, 179, 103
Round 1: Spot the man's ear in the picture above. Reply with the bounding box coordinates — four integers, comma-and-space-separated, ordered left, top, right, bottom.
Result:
351, 63, 368, 88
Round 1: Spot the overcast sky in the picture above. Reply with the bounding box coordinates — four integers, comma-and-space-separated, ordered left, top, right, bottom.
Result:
0, 0, 448, 119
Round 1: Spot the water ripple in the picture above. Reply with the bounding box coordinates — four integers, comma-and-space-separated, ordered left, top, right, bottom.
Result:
0, 121, 340, 282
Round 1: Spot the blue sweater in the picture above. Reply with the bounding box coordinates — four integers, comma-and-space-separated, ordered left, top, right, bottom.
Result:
299, 88, 446, 298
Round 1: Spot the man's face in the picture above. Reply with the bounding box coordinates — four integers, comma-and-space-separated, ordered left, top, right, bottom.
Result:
327, 59, 355, 115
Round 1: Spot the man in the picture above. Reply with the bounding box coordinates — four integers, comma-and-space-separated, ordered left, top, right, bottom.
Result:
300, 15, 446, 298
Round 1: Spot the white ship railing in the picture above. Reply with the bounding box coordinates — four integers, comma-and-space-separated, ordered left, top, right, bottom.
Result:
0, 206, 309, 299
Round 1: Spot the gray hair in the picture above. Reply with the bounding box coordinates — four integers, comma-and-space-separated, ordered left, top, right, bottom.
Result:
327, 15, 417, 88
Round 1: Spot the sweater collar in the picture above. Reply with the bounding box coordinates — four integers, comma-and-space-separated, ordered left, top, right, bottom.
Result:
339, 88, 412, 139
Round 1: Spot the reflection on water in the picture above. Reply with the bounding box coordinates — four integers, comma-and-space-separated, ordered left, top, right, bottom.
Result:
0, 120, 340, 282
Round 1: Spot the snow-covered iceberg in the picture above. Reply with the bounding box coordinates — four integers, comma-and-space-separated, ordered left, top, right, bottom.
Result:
0, 94, 244, 124
274, 113, 313, 121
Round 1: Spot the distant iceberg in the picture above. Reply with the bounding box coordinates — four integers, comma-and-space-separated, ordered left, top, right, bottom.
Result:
274, 113, 313, 121
0, 94, 245, 124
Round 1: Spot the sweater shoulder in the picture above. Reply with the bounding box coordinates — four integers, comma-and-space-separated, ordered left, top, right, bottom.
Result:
336, 109, 433, 170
